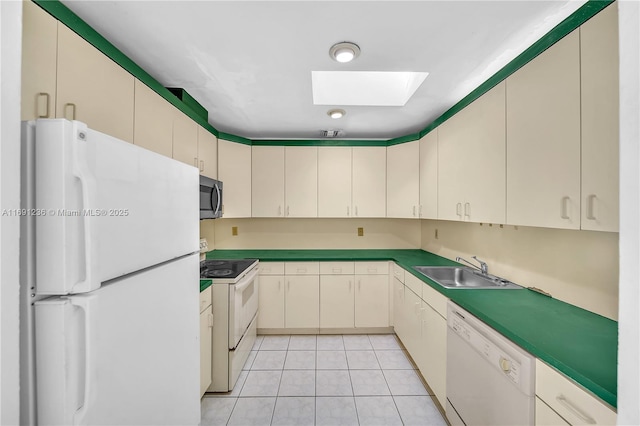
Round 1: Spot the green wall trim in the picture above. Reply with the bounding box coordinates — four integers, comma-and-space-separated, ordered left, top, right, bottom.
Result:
218, 132, 252, 145
418, 0, 614, 139
251, 139, 388, 147
33, 0, 613, 148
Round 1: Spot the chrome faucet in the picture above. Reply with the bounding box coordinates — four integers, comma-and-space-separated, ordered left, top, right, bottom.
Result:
456, 255, 488, 275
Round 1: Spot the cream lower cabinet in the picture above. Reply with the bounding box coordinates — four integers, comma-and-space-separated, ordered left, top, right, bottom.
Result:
284, 262, 320, 329
218, 140, 252, 218
258, 263, 285, 329
56, 23, 134, 143
199, 287, 213, 397
506, 31, 581, 229
392, 276, 408, 342
355, 262, 390, 328
535, 360, 616, 425
21, 0, 58, 121
320, 275, 355, 328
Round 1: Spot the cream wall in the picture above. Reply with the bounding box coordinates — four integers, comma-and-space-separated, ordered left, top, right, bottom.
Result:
200, 219, 216, 249
421, 219, 619, 320
213, 218, 421, 249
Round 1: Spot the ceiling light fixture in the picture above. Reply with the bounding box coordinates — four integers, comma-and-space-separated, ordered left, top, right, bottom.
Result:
328, 109, 346, 119
330, 42, 360, 63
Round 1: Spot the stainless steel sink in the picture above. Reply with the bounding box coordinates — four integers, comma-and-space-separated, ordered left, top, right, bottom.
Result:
414, 266, 522, 289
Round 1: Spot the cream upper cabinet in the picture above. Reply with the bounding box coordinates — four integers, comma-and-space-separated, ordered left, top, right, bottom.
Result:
438, 82, 506, 223
285, 147, 318, 217
197, 126, 218, 179
133, 80, 174, 157
318, 147, 352, 217
172, 109, 199, 167
252, 146, 285, 217
218, 140, 252, 218
353, 147, 387, 218
21, 1, 58, 121
580, 3, 619, 232
419, 131, 438, 219
387, 141, 420, 218
506, 31, 581, 229
56, 24, 134, 143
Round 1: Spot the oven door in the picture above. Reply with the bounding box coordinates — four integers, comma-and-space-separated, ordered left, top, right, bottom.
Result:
228, 266, 259, 349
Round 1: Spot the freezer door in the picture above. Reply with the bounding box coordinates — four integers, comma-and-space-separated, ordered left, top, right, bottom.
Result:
34, 254, 200, 426
33, 119, 198, 295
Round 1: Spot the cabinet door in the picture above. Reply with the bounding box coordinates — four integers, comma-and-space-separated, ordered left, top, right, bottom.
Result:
258, 275, 285, 329
285, 147, 318, 217
580, 3, 619, 232
21, 0, 57, 121
419, 302, 447, 408
252, 146, 285, 217
172, 109, 198, 167
218, 140, 252, 218
199, 308, 212, 397
198, 126, 218, 179
353, 147, 387, 218
419, 131, 438, 219
403, 288, 423, 360
318, 147, 352, 218
355, 275, 389, 328
285, 275, 319, 328
320, 275, 354, 328
387, 141, 420, 218
535, 397, 570, 426
392, 278, 407, 342
439, 82, 506, 223
133, 80, 174, 157
56, 24, 134, 143
506, 31, 580, 229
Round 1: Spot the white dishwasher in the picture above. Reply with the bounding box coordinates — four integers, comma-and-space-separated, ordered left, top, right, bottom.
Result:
446, 301, 535, 426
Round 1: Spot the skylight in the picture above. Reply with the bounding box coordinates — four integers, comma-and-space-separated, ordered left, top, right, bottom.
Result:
312, 71, 429, 107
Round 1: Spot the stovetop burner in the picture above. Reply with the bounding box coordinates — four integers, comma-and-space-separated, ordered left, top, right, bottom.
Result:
200, 259, 258, 280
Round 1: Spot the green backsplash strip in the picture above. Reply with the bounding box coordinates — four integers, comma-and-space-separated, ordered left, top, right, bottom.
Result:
251, 139, 388, 147
33, 0, 220, 138
418, 0, 614, 138
34, 0, 613, 147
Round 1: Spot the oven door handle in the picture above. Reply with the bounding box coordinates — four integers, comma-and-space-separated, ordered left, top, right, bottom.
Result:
234, 267, 259, 293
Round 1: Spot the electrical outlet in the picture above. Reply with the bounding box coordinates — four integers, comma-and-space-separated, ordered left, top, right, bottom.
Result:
358, 227, 364, 236
232, 226, 238, 236
435, 229, 439, 239
199, 238, 209, 253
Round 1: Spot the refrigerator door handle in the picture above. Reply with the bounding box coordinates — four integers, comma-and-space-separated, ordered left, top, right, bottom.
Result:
70, 295, 94, 426
71, 129, 99, 293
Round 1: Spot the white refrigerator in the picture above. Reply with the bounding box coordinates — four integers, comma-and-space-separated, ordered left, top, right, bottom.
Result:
19, 119, 200, 425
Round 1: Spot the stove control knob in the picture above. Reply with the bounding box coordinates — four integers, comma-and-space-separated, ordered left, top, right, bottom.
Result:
499, 357, 511, 373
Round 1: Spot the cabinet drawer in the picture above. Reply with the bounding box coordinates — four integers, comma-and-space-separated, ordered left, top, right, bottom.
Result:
285, 262, 320, 275
355, 261, 389, 275
259, 262, 285, 275
422, 282, 448, 319
535, 360, 616, 426
535, 396, 570, 426
392, 263, 405, 283
320, 262, 355, 275
199, 286, 212, 313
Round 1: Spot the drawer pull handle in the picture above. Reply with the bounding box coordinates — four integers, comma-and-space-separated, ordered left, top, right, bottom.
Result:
555, 394, 596, 424
586, 194, 597, 220
37, 92, 50, 118
561, 196, 570, 219
65, 103, 77, 120
456, 202, 462, 217
200, 160, 205, 172
297, 268, 306, 273
332, 268, 342, 273
367, 268, 377, 273
464, 202, 470, 218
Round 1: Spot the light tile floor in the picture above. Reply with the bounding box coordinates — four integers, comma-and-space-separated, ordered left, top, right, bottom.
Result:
201, 334, 448, 426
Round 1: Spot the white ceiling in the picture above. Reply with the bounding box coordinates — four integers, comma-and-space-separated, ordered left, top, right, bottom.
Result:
61, 0, 586, 140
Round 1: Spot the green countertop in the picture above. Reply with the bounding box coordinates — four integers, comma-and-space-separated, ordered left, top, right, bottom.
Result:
205, 249, 617, 408
200, 279, 212, 292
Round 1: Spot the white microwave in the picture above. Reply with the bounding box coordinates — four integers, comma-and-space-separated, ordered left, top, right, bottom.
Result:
200, 176, 223, 219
